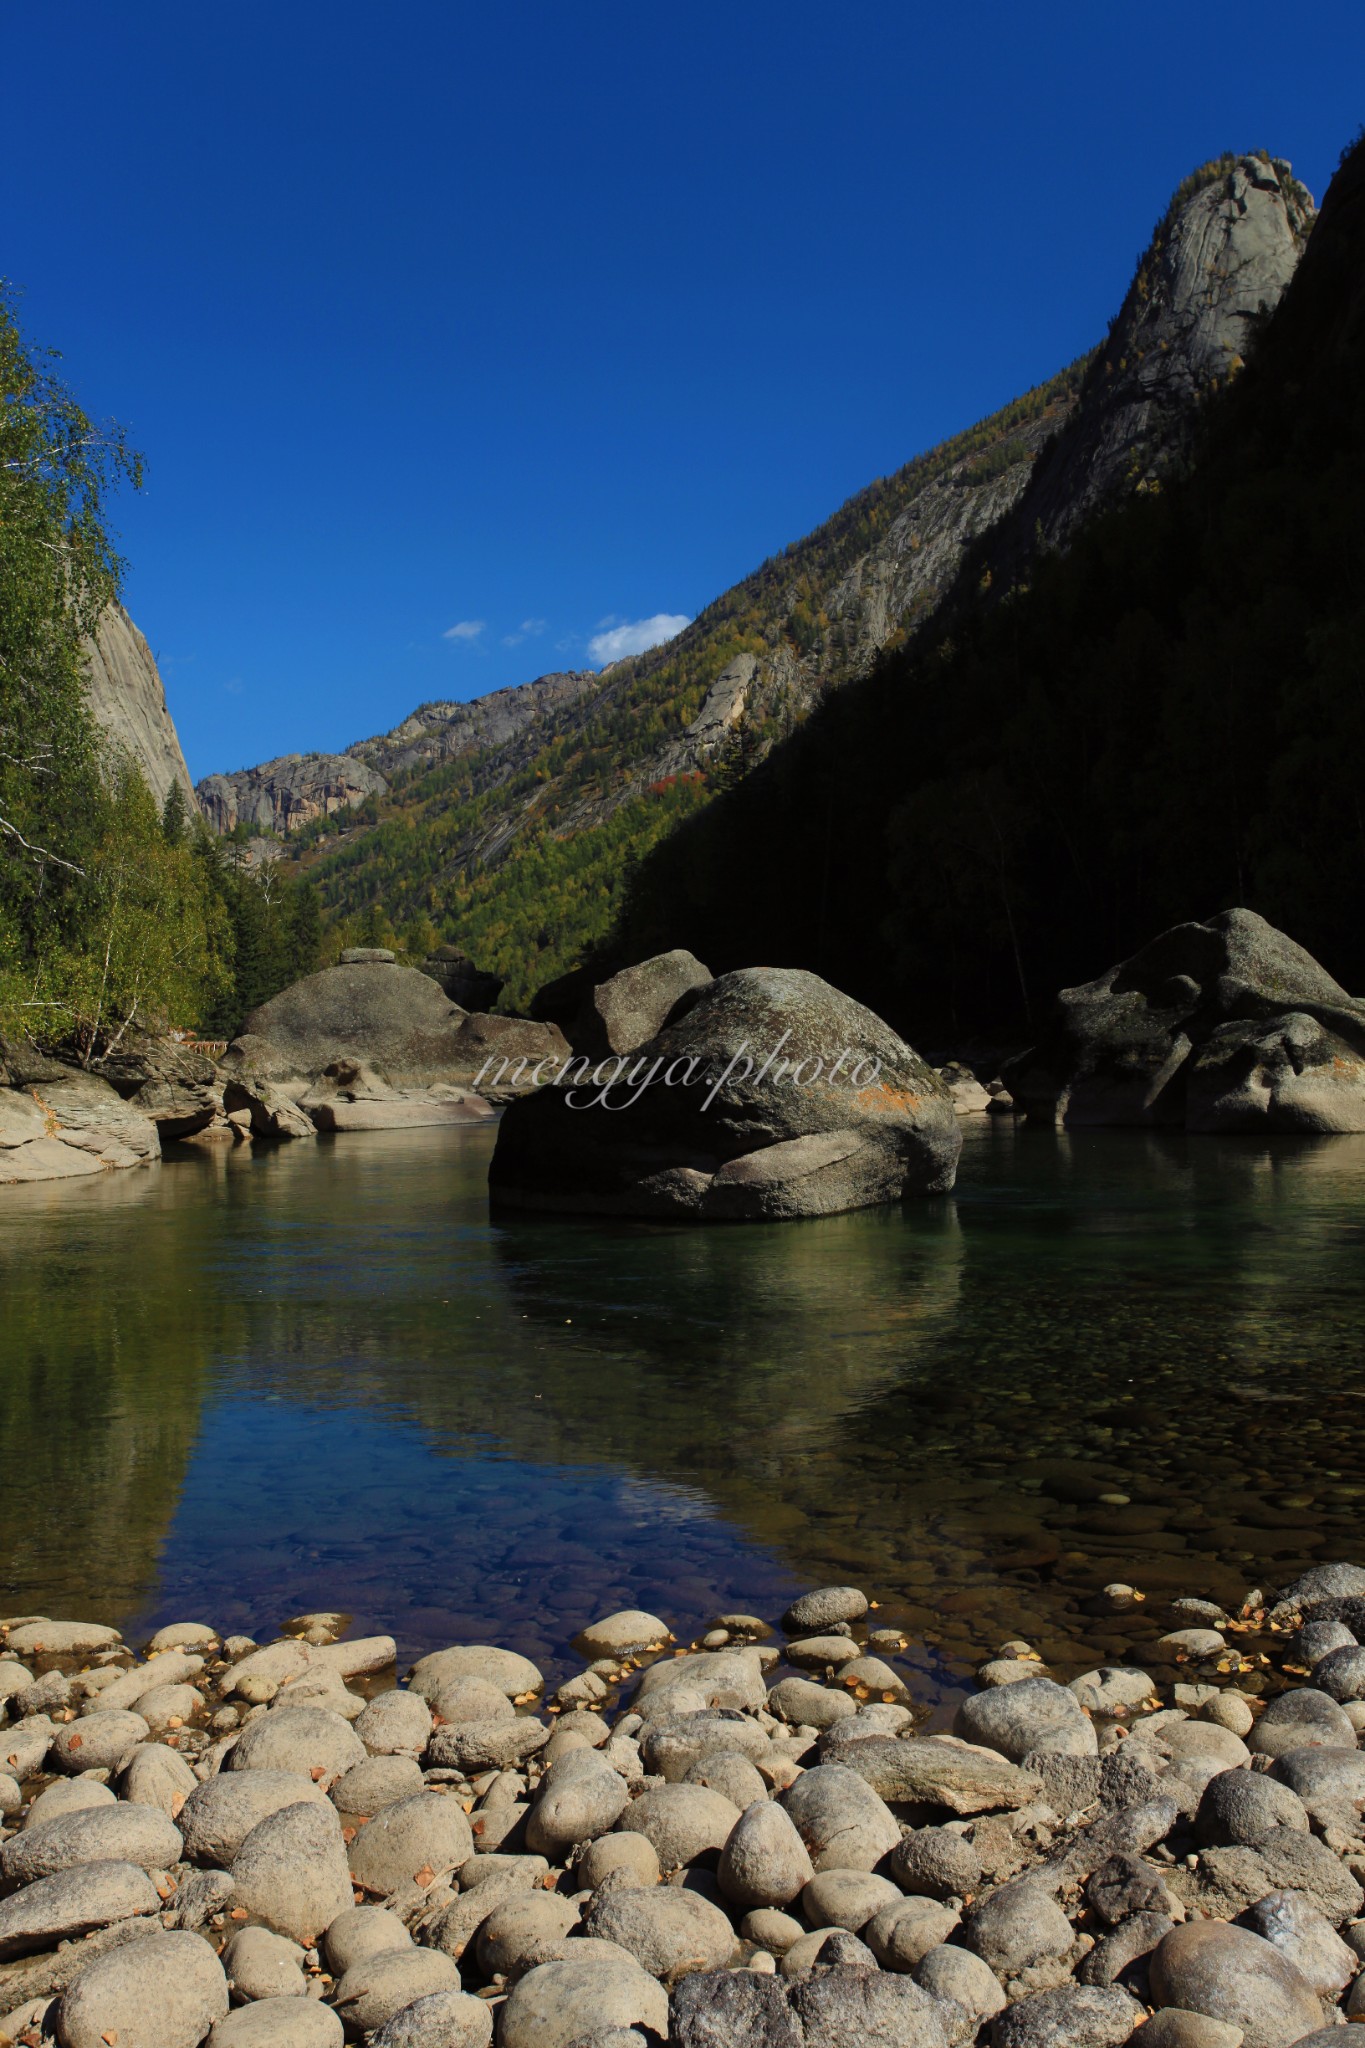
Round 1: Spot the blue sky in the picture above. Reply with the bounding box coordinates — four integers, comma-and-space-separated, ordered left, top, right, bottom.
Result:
4, 4, 1361, 782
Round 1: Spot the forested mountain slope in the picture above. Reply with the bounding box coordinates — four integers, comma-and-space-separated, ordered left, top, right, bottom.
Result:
616, 138, 1364, 1045
207, 154, 1311, 1005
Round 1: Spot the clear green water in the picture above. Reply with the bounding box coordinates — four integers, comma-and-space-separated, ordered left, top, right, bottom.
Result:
2, 1120, 1363, 1701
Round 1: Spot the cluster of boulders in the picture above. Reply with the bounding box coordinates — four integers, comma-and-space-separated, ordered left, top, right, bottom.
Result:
493, 910, 1365, 1214
0, 1044, 165, 1187
1004, 910, 1365, 1133
212, 951, 563, 1147
8, 906, 1365, 1188
2, 1565, 1364, 2046
0, 953, 559, 1183
490, 955, 962, 1219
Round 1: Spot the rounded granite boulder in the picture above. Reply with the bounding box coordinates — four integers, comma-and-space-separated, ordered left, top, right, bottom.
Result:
1149, 1921, 1324, 2048
489, 966, 961, 1219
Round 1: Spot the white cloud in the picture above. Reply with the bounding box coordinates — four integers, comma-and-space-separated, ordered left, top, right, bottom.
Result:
502, 617, 548, 648
443, 619, 486, 643
588, 612, 691, 666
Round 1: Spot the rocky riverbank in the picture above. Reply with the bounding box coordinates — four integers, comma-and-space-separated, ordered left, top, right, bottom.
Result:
0, 954, 539, 1185
2, 1567, 1364, 2047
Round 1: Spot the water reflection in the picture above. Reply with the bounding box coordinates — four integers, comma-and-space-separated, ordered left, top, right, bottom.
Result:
0, 1122, 1362, 1696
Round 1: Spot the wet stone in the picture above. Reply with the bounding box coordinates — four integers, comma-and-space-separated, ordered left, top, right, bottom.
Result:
782, 1588, 870, 1635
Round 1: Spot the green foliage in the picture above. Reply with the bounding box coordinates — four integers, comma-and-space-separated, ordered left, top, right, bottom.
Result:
0, 281, 141, 1000
1, 754, 232, 1056
189, 830, 323, 1037
161, 780, 189, 844
959, 437, 1031, 487
0, 288, 324, 1052
0, 287, 322, 1052
616, 137, 1365, 1041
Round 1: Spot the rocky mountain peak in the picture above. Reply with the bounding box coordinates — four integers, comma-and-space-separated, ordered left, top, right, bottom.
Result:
993, 154, 1315, 563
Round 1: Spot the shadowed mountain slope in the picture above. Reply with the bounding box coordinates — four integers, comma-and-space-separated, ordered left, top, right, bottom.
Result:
200, 155, 1313, 1007
616, 141, 1363, 1044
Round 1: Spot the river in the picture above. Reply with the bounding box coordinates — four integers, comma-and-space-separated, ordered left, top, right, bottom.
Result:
3, 1119, 1362, 1706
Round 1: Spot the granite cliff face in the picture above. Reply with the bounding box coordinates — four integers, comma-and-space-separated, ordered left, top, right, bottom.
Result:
83, 604, 196, 811
620, 137, 1365, 1038
196, 750, 387, 836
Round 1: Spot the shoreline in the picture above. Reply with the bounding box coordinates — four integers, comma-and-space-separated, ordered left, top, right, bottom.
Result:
1, 1563, 1363, 2044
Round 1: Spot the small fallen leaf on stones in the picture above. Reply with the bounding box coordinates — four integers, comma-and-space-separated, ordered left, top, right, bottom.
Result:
230, 1907, 248, 1920
413, 1863, 435, 1887
67, 1732, 83, 1749
310, 1767, 327, 1782
101, 2033, 119, 2046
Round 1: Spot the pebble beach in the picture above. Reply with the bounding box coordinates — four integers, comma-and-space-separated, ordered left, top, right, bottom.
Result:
2, 1562, 1365, 2047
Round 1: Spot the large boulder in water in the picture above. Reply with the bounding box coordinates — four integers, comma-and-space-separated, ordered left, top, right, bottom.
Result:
220, 958, 567, 1101
488, 966, 960, 1219
1004, 909, 1365, 1132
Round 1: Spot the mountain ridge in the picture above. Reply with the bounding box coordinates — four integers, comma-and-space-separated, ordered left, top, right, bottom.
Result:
190, 152, 1314, 1004
615, 136, 1365, 1041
